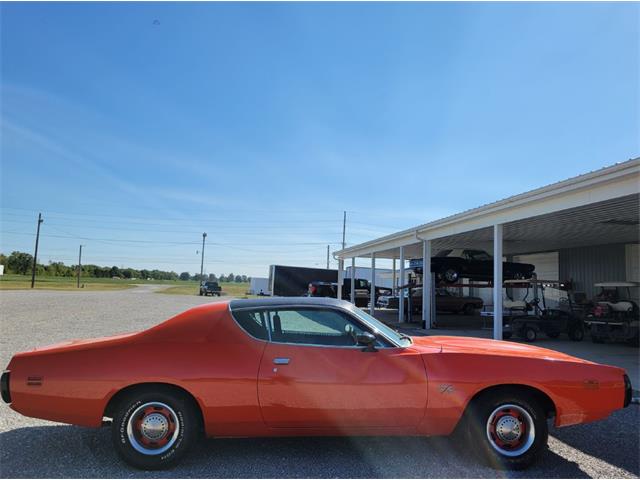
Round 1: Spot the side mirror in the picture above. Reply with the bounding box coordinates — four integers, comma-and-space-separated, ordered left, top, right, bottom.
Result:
356, 332, 377, 352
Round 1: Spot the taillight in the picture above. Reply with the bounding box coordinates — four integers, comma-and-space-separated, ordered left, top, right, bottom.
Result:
309, 284, 317, 294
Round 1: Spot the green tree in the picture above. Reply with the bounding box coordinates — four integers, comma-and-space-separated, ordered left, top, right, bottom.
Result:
234, 275, 242, 283
208, 273, 217, 282
7, 251, 33, 275
179, 272, 191, 281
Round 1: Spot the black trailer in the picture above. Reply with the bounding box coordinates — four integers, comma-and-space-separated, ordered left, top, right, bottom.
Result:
269, 265, 338, 297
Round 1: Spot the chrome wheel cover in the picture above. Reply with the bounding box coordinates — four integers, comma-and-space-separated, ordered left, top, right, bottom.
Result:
444, 269, 458, 282
126, 402, 180, 455
485, 403, 535, 457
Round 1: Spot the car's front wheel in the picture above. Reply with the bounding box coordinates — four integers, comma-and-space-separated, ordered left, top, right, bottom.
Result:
440, 268, 460, 284
112, 388, 198, 470
463, 391, 548, 470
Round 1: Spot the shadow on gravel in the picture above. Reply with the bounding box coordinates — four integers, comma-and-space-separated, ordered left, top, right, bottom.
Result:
0, 424, 599, 479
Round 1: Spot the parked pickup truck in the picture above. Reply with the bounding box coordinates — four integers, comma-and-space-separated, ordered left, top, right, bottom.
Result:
199, 281, 222, 296
308, 278, 391, 307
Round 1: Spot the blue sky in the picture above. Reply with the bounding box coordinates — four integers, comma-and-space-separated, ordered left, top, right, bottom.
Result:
1, 2, 638, 277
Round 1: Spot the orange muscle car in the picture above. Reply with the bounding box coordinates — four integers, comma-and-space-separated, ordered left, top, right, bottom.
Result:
1, 298, 632, 470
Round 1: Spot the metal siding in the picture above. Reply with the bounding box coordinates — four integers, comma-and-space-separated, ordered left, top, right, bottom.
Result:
559, 244, 627, 299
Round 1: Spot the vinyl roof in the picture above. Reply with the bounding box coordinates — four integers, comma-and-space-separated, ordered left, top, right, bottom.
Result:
229, 296, 352, 310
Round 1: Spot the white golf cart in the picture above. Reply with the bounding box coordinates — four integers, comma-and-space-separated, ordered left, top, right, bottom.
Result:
587, 281, 639, 346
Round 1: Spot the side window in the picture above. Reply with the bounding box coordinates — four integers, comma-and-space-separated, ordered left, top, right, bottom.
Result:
268, 308, 370, 347
232, 309, 268, 341
269, 308, 364, 347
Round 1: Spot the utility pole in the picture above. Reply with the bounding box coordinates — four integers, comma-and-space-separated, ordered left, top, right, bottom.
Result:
326, 245, 330, 269
77, 245, 83, 288
342, 211, 347, 250
200, 232, 207, 281
30, 213, 43, 289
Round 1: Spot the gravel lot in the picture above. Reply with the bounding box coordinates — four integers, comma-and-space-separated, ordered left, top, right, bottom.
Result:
1, 287, 638, 478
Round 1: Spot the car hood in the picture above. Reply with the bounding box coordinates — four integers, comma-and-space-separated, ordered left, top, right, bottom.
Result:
410, 335, 593, 363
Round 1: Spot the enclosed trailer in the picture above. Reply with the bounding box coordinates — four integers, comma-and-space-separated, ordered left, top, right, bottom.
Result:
269, 265, 337, 297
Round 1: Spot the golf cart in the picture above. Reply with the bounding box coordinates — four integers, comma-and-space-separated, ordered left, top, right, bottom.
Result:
587, 282, 639, 346
503, 279, 585, 342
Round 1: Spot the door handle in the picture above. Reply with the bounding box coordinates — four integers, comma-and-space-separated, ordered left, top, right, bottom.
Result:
273, 357, 290, 365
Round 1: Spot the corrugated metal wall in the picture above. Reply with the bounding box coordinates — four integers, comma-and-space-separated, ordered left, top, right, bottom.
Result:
559, 244, 627, 298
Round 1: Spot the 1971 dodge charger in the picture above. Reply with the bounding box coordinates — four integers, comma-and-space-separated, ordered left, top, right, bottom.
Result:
1, 298, 632, 471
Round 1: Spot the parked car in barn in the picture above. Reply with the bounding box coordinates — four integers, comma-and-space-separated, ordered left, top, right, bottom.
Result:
377, 288, 483, 315
410, 249, 536, 284
1, 298, 631, 471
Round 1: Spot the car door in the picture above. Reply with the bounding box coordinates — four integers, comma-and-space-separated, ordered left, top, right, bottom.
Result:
257, 307, 428, 429
436, 290, 455, 311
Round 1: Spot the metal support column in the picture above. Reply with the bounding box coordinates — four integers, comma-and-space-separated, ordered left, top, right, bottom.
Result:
399, 246, 405, 323
350, 258, 356, 304
493, 224, 504, 340
337, 259, 344, 300
392, 258, 396, 295
422, 239, 432, 329
369, 254, 376, 316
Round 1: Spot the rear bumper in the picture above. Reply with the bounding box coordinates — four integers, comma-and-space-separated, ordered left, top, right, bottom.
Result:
1, 370, 10, 404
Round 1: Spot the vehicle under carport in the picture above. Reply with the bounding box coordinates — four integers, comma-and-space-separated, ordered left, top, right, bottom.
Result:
334, 158, 640, 351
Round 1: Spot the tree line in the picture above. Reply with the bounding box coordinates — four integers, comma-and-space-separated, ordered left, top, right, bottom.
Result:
0, 251, 251, 283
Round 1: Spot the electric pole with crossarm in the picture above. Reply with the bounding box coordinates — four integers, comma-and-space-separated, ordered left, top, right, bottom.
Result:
30, 213, 43, 288
200, 232, 207, 281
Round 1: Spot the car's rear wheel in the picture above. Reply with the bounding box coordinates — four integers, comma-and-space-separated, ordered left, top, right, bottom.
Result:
463, 391, 548, 470
523, 327, 537, 342
112, 388, 198, 470
568, 326, 584, 342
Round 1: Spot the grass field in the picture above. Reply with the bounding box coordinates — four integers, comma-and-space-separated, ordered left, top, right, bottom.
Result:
0, 274, 251, 296
158, 282, 251, 297
0, 274, 136, 291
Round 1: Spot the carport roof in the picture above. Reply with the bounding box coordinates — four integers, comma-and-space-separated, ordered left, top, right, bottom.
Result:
336, 158, 640, 260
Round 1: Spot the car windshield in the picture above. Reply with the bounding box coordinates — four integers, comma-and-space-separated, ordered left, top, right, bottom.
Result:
345, 305, 412, 347
465, 250, 491, 260
435, 249, 452, 257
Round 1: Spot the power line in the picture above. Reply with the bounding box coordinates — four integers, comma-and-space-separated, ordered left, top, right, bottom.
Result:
1, 231, 343, 247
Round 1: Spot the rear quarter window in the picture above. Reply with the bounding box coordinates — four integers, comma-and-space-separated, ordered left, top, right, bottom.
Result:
231, 309, 268, 340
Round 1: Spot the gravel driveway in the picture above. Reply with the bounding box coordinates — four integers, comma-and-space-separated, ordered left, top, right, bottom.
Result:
1, 287, 638, 478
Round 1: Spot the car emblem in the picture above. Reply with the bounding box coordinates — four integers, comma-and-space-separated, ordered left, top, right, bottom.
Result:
439, 384, 454, 394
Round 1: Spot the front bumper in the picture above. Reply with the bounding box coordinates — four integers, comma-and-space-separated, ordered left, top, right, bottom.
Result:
1, 370, 10, 403
624, 374, 632, 408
